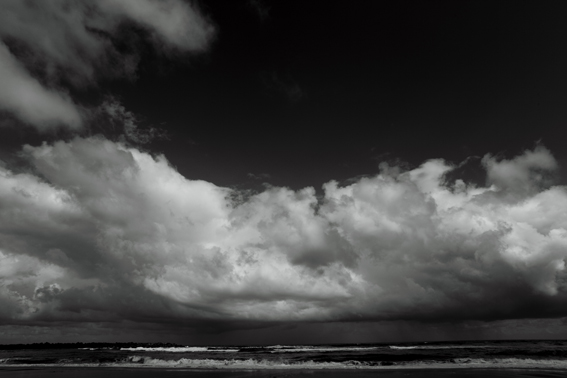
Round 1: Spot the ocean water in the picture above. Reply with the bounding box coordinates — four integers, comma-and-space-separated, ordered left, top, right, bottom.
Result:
1, 340, 567, 377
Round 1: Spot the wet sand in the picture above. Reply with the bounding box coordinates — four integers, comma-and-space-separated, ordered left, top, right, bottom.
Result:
1, 367, 567, 378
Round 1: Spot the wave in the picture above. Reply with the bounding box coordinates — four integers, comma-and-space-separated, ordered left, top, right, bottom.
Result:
3, 356, 567, 369
119, 347, 239, 352
123, 356, 354, 368
389, 345, 491, 350
268, 346, 382, 353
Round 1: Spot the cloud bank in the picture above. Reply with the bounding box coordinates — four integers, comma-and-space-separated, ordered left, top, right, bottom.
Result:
1, 139, 566, 332
0, 0, 214, 130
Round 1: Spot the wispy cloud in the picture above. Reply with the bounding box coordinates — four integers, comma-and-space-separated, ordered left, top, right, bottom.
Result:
248, 0, 271, 22
1, 140, 566, 334
0, 0, 214, 130
247, 172, 271, 180
98, 98, 169, 144
0, 42, 82, 129
262, 71, 304, 103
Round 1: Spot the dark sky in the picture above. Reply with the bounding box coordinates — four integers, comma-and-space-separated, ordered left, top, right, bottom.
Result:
121, 0, 567, 188
1, 0, 567, 345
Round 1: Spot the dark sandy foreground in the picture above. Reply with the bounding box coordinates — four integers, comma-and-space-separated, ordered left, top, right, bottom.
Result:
1, 368, 567, 378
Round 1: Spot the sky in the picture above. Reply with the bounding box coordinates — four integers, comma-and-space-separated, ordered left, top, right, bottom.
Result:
1, 0, 567, 345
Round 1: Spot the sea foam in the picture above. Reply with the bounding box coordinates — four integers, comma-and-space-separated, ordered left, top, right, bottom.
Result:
4, 357, 567, 370
120, 347, 239, 352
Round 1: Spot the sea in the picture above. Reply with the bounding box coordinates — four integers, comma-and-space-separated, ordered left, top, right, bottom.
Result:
1, 340, 567, 377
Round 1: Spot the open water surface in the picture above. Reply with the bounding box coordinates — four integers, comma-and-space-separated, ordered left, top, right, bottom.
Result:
1, 340, 567, 376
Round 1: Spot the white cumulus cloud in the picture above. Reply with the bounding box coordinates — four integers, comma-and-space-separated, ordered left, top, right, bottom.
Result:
0, 0, 214, 130
1, 139, 566, 331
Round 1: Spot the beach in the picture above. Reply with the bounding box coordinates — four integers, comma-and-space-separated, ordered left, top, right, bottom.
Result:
2, 367, 567, 378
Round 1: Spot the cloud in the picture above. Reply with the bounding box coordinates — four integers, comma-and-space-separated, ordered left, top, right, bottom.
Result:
98, 0, 214, 51
98, 98, 169, 144
1, 139, 567, 336
262, 71, 304, 102
247, 173, 271, 180
248, 0, 271, 22
0, 43, 82, 129
482, 145, 558, 195
0, 0, 214, 130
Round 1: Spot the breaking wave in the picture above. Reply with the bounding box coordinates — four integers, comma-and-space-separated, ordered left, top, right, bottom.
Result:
119, 347, 239, 352
389, 345, 492, 350
3, 356, 567, 370
123, 356, 354, 368
266, 345, 382, 353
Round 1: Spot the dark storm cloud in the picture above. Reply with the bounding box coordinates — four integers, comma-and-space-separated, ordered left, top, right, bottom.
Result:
0, 0, 214, 130
1, 139, 567, 334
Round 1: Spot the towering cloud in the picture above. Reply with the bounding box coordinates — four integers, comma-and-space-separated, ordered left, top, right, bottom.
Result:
0, 0, 214, 130
1, 139, 566, 332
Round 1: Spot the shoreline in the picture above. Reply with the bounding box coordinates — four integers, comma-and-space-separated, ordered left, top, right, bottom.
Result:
2, 366, 567, 378
2, 358, 567, 370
